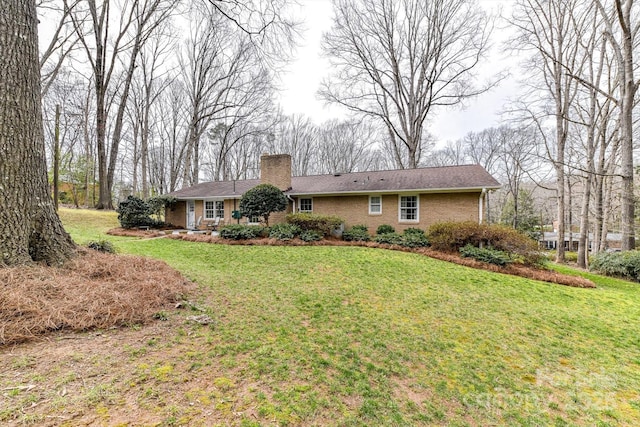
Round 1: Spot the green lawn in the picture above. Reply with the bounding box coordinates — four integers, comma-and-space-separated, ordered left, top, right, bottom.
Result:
57, 208, 640, 425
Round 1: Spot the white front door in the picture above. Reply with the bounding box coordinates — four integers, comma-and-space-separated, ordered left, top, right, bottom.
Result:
186, 201, 195, 229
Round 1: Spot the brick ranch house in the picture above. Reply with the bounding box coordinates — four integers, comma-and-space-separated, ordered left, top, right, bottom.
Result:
165, 154, 501, 232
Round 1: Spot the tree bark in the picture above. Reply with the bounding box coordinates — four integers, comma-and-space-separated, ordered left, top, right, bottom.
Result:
0, 0, 75, 266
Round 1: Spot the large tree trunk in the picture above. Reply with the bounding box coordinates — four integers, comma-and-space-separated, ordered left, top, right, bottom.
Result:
0, 0, 75, 266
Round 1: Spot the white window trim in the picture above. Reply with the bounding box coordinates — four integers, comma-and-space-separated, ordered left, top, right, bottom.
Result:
204, 199, 225, 220
299, 197, 313, 212
398, 194, 420, 223
369, 195, 382, 215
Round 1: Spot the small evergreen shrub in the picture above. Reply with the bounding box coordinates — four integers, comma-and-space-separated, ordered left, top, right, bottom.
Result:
239, 184, 287, 226
460, 244, 512, 266
374, 232, 403, 245
591, 251, 640, 281
87, 240, 116, 254
269, 223, 301, 240
219, 224, 265, 240
401, 233, 429, 248
343, 225, 370, 242
117, 195, 154, 229
376, 224, 395, 235
403, 227, 426, 236
300, 230, 323, 242
286, 213, 343, 235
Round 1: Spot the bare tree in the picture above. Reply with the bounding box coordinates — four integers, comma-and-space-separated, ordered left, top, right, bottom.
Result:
511, 0, 588, 261
149, 78, 189, 193
462, 128, 503, 177
495, 126, 540, 230
321, 0, 496, 169
128, 29, 175, 199
267, 114, 319, 176
38, 0, 81, 97
595, 0, 639, 251
316, 119, 379, 174
0, 0, 75, 266
68, 0, 175, 209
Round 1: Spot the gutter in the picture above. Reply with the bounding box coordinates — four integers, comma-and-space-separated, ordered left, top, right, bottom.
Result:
286, 194, 296, 213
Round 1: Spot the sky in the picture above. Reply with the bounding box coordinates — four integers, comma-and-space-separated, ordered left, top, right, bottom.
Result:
278, 0, 517, 146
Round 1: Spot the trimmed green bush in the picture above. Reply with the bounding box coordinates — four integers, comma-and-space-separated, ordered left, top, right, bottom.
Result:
591, 251, 640, 281
343, 225, 370, 242
117, 195, 159, 229
300, 230, 323, 242
239, 184, 287, 226
400, 233, 429, 248
219, 224, 265, 240
286, 213, 343, 235
269, 223, 301, 240
376, 224, 395, 235
428, 221, 542, 266
374, 232, 403, 245
403, 227, 426, 236
460, 244, 512, 266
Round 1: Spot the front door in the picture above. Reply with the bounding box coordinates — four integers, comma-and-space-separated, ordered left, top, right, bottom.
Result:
186, 201, 195, 229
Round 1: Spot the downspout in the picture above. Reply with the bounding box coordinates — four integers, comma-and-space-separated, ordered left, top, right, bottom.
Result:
287, 194, 296, 214
479, 188, 487, 224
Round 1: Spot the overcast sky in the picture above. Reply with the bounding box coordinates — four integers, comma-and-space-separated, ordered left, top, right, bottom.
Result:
278, 0, 517, 146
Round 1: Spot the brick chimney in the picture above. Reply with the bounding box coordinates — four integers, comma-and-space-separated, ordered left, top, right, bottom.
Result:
260, 153, 292, 191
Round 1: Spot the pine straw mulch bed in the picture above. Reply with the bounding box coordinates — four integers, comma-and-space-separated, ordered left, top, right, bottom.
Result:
0, 250, 194, 346
107, 227, 168, 238
169, 233, 596, 289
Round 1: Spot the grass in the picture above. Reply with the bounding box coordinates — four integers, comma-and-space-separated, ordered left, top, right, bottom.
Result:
6, 208, 640, 425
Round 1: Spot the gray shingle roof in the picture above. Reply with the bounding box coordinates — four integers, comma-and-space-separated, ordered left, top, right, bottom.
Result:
168, 165, 500, 199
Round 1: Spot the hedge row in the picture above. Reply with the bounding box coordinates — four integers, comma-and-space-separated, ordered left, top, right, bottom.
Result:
427, 221, 542, 266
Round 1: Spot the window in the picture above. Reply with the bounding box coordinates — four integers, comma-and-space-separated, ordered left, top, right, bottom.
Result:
399, 195, 419, 222
299, 198, 313, 212
205, 200, 224, 219
369, 196, 382, 214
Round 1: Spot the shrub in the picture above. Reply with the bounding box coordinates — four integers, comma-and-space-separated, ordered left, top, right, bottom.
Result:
400, 233, 429, 248
239, 184, 287, 226
117, 195, 154, 229
343, 225, 370, 242
219, 224, 265, 240
147, 195, 176, 222
591, 251, 640, 281
460, 244, 512, 266
269, 223, 301, 240
300, 230, 323, 242
427, 221, 542, 266
563, 251, 578, 263
286, 213, 343, 235
374, 232, 403, 245
376, 224, 395, 235
403, 227, 425, 236
87, 240, 116, 254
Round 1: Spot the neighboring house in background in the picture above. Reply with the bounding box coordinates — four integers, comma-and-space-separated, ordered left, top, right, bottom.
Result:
539, 232, 623, 251
165, 154, 501, 232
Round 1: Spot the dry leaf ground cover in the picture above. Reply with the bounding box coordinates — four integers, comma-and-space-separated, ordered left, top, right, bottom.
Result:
1, 208, 640, 425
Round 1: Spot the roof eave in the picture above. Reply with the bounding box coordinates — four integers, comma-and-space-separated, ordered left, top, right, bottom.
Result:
287, 185, 501, 197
